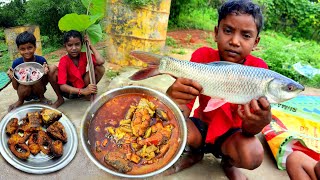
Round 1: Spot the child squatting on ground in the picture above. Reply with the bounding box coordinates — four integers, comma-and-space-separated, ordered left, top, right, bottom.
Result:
165, 0, 271, 179
6, 31, 64, 112
57, 30, 105, 99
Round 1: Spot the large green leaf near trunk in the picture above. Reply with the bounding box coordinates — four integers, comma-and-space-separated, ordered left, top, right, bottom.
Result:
86, 24, 102, 45
58, 13, 92, 32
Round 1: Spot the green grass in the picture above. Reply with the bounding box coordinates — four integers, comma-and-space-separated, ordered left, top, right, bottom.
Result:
251, 31, 320, 87
171, 49, 187, 55
166, 36, 178, 48
173, 8, 217, 31
105, 69, 119, 80
0, 52, 10, 72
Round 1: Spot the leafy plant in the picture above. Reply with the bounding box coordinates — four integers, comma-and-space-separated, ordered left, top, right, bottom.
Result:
25, 0, 85, 46
256, 0, 320, 41
105, 69, 119, 80
166, 36, 178, 47
58, 0, 105, 44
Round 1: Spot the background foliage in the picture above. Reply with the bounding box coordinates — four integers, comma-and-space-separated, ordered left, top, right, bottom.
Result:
257, 0, 320, 41
0, 0, 85, 47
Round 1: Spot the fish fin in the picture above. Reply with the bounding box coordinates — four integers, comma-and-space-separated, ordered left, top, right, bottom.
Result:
203, 98, 227, 112
206, 61, 240, 66
130, 51, 164, 66
129, 67, 161, 80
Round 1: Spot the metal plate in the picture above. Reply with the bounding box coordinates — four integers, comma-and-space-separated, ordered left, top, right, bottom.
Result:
0, 104, 78, 174
81, 86, 187, 178
13, 62, 44, 86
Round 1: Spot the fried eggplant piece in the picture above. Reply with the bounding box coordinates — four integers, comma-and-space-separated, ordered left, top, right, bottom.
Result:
6, 118, 19, 135
37, 131, 52, 155
104, 151, 132, 173
28, 133, 40, 155
50, 140, 63, 157
9, 143, 30, 160
40, 108, 62, 125
155, 109, 169, 121
46, 121, 67, 143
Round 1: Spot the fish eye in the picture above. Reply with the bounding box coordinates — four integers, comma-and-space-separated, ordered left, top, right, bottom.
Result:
287, 84, 296, 91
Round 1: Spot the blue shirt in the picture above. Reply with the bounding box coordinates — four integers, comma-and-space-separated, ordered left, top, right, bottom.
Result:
12, 55, 47, 69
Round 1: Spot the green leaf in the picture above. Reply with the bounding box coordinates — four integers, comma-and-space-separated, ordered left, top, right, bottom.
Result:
58, 13, 93, 32
86, 24, 102, 45
81, 0, 105, 19
89, 14, 102, 24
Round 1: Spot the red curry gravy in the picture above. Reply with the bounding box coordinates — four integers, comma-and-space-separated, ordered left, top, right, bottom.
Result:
88, 93, 180, 175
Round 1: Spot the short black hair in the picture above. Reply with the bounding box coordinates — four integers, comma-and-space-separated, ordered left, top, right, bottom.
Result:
16, 31, 36, 47
63, 30, 83, 44
218, 0, 264, 34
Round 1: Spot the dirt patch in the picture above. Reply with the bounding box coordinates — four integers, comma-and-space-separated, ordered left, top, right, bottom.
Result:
167, 29, 215, 48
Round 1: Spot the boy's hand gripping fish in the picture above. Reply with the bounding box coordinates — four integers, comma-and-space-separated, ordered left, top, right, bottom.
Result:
129, 51, 305, 112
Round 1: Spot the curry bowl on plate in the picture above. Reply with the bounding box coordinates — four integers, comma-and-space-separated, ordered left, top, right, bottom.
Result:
81, 86, 187, 178
14, 62, 44, 85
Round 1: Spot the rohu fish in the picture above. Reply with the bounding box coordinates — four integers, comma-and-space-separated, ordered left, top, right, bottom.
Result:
129, 51, 305, 112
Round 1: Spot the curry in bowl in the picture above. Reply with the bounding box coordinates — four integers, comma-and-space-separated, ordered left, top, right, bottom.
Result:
88, 93, 181, 175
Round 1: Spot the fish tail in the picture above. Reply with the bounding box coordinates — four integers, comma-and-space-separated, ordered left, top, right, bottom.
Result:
129, 66, 160, 80
129, 51, 163, 80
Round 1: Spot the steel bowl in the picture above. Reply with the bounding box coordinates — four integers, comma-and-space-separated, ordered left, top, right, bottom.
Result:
80, 86, 187, 178
14, 62, 44, 85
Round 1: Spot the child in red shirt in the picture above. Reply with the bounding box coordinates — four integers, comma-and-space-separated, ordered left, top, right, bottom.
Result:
57, 30, 105, 99
166, 0, 271, 179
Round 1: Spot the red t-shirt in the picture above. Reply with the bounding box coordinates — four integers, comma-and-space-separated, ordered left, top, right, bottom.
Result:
58, 52, 97, 88
186, 47, 268, 144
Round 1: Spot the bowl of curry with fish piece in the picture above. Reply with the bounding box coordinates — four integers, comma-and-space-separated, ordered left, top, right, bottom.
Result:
81, 86, 187, 178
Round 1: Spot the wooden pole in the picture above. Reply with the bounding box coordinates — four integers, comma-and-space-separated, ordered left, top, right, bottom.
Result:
85, 36, 96, 102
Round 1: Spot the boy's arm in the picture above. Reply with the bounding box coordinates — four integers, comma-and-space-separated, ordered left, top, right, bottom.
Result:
238, 97, 272, 136
60, 84, 97, 96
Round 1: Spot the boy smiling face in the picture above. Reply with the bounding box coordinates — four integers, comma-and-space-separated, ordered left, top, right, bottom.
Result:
215, 13, 260, 64
18, 42, 36, 61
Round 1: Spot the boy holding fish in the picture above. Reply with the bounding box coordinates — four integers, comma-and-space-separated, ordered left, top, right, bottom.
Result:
6, 31, 64, 111
129, 0, 304, 179
164, 0, 304, 179
57, 30, 105, 99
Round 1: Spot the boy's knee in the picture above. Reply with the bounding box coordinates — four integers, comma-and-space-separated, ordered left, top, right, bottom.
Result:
96, 65, 105, 74
286, 151, 300, 164
315, 161, 320, 179
18, 85, 32, 96
237, 137, 264, 170
48, 65, 58, 77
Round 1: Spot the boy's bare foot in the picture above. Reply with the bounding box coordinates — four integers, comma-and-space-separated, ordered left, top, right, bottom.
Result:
51, 98, 64, 109
40, 97, 52, 105
8, 100, 24, 112
163, 151, 204, 176
221, 158, 248, 180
